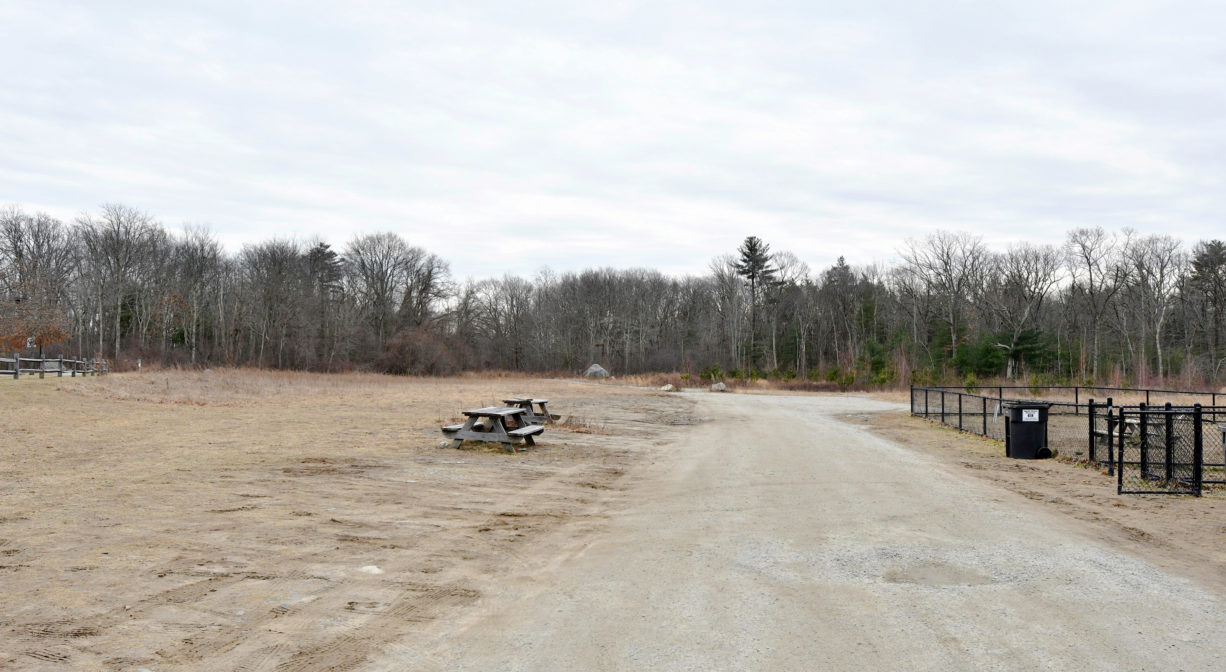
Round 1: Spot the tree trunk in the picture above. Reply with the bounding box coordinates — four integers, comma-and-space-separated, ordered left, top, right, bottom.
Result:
114, 294, 122, 363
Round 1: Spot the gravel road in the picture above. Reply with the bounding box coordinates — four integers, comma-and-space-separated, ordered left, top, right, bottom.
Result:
385, 393, 1226, 671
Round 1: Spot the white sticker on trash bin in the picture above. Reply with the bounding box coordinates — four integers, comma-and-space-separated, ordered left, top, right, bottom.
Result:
1022, 409, 1039, 422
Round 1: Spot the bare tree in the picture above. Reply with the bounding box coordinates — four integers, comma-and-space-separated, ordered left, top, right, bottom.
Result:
1065, 227, 1126, 381
899, 231, 988, 364
1126, 233, 1184, 381
344, 233, 411, 353
983, 243, 1063, 378
767, 251, 808, 372
172, 226, 223, 365
398, 248, 451, 330
820, 256, 861, 368
240, 239, 307, 368
0, 207, 76, 352
1190, 240, 1226, 375
77, 204, 163, 362
709, 255, 747, 372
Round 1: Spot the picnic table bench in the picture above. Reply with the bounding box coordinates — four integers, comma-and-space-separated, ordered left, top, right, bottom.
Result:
501, 397, 558, 425
442, 406, 544, 452
1093, 417, 1143, 440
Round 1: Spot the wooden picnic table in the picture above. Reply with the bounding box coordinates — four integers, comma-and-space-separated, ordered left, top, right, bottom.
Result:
441, 406, 544, 452
1118, 416, 1171, 444
1093, 417, 1155, 446
501, 397, 558, 425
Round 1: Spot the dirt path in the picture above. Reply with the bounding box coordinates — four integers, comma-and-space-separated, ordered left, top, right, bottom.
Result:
388, 392, 1226, 671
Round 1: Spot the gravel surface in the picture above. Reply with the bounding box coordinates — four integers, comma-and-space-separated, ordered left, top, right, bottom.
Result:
385, 392, 1226, 671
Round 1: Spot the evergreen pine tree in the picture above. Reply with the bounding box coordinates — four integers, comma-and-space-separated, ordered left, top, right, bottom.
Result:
733, 236, 777, 371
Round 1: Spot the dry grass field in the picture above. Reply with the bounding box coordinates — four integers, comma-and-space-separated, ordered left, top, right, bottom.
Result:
0, 370, 697, 670
6, 372, 1226, 669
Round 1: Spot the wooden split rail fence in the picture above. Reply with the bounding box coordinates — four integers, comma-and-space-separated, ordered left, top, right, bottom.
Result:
0, 355, 108, 379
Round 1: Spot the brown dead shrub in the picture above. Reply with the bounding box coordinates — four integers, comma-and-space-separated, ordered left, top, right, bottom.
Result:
378, 328, 459, 376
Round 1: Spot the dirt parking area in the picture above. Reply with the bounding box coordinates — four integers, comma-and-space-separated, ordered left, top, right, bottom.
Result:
848, 400, 1226, 593
0, 371, 696, 670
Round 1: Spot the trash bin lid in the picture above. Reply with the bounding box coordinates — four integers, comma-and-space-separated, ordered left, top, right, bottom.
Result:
1002, 402, 1053, 409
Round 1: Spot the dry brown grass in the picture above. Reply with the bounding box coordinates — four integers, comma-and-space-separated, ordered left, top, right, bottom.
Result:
554, 415, 613, 435
0, 369, 698, 670
607, 372, 859, 395
865, 389, 912, 404
610, 372, 690, 389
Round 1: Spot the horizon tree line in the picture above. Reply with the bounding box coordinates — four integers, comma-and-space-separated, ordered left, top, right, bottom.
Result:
2, 203, 1225, 387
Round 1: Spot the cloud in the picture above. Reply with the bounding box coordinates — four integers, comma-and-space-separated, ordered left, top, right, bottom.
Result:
3, 0, 1225, 280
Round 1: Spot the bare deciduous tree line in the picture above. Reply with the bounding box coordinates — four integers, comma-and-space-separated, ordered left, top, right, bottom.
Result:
2, 203, 1224, 386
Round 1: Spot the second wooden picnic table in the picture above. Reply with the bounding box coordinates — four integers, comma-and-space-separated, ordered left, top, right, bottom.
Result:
502, 397, 557, 425
442, 406, 544, 452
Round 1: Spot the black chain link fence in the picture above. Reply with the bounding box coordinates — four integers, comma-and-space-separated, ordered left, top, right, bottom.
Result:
1204, 415, 1226, 486
1115, 406, 1203, 496
911, 386, 1226, 497
909, 387, 1005, 441
910, 387, 1085, 458
1088, 400, 1114, 469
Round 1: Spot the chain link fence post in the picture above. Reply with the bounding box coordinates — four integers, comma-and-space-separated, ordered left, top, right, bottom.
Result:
1165, 402, 1174, 483
1088, 398, 1096, 463
1194, 404, 1204, 497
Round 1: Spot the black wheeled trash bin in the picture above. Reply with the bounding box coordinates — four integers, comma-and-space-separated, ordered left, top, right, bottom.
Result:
1003, 402, 1053, 459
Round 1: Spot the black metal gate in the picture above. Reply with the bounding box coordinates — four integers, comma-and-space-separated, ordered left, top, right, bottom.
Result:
1088, 399, 1115, 470
1116, 404, 1204, 496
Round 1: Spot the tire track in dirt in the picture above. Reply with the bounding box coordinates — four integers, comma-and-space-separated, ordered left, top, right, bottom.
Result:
272, 585, 481, 672
5, 571, 321, 669
136, 462, 626, 670
3, 572, 251, 667
143, 571, 332, 667
233, 643, 296, 672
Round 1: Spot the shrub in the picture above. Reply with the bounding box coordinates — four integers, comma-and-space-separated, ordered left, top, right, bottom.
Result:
377, 328, 458, 375
963, 372, 979, 392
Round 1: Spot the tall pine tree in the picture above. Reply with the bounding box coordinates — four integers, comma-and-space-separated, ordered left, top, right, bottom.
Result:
733, 236, 777, 371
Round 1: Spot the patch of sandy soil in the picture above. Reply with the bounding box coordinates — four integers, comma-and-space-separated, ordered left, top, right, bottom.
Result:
844, 410, 1226, 595
0, 370, 697, 671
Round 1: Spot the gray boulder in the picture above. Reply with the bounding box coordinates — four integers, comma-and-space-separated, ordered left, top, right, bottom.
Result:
710, 382, 727, 392
659, 384, 676, 392
584, 363, 610, 378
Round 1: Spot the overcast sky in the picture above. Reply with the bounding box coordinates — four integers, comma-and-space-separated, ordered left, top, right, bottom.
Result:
2, 1, 1224, 280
